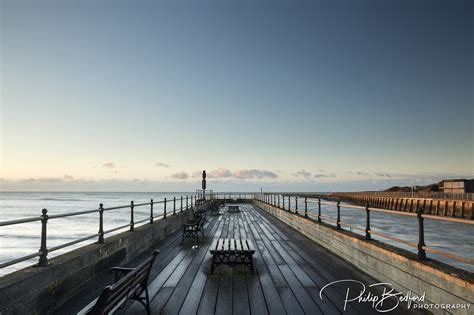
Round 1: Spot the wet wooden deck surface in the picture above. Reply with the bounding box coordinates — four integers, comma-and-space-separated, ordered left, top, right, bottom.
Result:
120, 204, 419, 315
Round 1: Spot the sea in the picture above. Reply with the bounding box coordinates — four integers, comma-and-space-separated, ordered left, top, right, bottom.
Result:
0, 192, 473, 276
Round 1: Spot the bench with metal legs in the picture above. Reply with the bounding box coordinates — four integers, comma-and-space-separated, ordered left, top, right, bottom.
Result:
210, 238, 255, 274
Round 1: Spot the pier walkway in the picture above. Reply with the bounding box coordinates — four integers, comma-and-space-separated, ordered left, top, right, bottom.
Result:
103, 203, 418, 315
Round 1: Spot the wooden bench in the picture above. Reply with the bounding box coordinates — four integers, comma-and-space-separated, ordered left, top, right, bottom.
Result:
210, 238, 255, 274
78, 250, 159, 315
228, 205, 240, 212
181, 215, 205, 245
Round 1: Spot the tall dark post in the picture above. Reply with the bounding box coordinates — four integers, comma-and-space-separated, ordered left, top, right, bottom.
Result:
173, 197, 176, 215
288, 196, 291, 212
365, 203, 371, 240
180, 196, 183, 212
295, 196, 298, 214
98, 203, 105, 243
38, 208, 49, 266
336, 201, 341, 229
202, 170, 207, 200
278, 195, 280, 208
164, 198, 167, 219
282, 195, 285, 210
186, 196, 189, 210
130, 201, 135, 231
304, 197, 308, 218
150, 199, 154, 224
318, 198, 321, 222
417, 208, 427, 260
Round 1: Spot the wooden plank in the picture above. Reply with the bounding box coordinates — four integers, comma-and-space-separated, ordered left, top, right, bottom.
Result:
161, 216, 222, 314
278, 264, 321, 314
179, 216, 226, 315
240, 206, 286, 314
245, 269, 269, 315
239, 208, 293, 314
232, 266, 250, 315
230, 238, 235, 252
277, 287, 305, 315
197, 217, 229, 315
252, 204, 389, 314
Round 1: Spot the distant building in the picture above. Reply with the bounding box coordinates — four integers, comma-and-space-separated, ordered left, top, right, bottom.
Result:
441, 179, 474, 193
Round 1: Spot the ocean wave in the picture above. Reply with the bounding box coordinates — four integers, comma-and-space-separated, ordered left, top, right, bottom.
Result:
38, 198, 85, 202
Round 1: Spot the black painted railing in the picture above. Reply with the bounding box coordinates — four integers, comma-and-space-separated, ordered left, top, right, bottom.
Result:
0, 195, 198, 270
255, 193, 474, 267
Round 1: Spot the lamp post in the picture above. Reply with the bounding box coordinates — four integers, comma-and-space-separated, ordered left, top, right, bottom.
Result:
202, 170, 206, 200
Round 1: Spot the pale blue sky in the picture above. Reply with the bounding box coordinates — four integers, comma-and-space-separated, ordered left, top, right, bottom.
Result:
1, 0, 473, 191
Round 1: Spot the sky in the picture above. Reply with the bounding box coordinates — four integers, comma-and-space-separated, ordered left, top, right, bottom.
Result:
1, 0, 473, 192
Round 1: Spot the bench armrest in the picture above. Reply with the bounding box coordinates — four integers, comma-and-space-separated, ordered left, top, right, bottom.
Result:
110, 267, 135, 282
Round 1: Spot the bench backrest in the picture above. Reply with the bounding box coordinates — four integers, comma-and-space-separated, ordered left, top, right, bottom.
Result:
86, 250, 159, 315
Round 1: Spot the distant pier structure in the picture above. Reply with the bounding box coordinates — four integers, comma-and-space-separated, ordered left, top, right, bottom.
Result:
441, 179, 474, 193
333, 188, 474, 219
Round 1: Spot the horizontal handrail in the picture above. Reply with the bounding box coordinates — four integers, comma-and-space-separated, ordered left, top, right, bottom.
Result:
49, 208, 99, 219
256, 193, 474, 269
49, 234, 99, 253
103, 223, 132, 235
0, 216, 42, 227
0, 194, 199, 272
0, 252, 41, 269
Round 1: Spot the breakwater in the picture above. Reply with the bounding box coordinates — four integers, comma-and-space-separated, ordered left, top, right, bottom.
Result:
332, 192, 474, 219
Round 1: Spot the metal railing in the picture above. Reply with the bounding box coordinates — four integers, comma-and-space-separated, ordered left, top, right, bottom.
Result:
195, 191, 255, 200
0, 195, 198, 270
255, 194, 474, 267
333, 191, 474, 201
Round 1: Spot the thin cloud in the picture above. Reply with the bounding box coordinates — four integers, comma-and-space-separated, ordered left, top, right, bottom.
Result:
102, 162, 115, 169
169, 172, 189, 180
314, 173, 336, 179
155, 162, 170, 168
233, 169, 278, 180
208, 168, 232, 178
294, 170, 312, 180
356, 171, 370, 176
314, 174, 329, 178
375, 172, 391, 178
191, 171, 202, 178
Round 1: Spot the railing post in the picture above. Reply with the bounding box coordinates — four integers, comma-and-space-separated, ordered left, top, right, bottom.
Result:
98, 203, 105, 243
164, 198, 167, 219
417, 208, 427, 260
130, 201, 135, 231
304, 197, 308, 218
180, 196, 183, 212
186, 196, 189, 210
173, 197, 176, 215
150, 199, 154, 224
336, 201, 341, 229
278, 195, 280, 208
37, 208, 49, 266
365, 203, 371, 240
295, 196, 298, 215
318, 198, 321, 222
288, 196, 291, 212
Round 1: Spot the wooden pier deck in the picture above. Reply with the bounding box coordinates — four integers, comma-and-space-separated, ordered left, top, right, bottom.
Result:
109, 203, 419, 315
